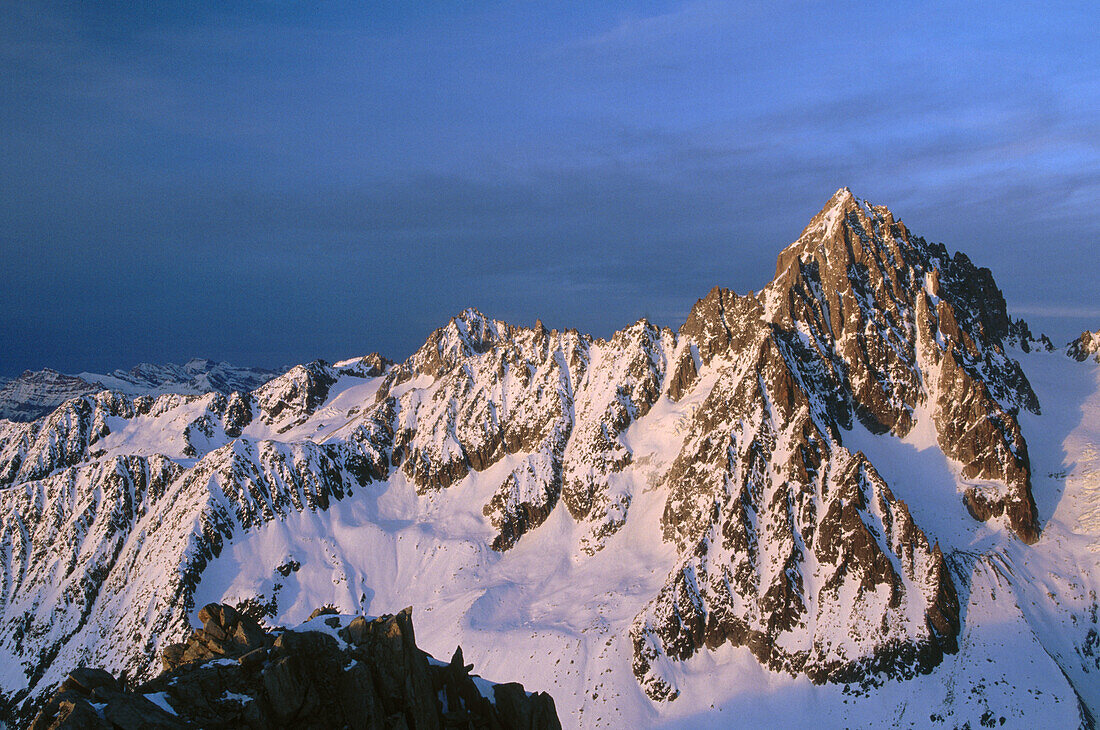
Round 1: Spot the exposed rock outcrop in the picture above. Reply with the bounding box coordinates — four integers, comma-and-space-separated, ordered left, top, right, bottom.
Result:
30, 604, 561, 730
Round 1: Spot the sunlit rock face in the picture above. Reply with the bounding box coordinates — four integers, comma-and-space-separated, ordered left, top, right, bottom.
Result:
1068, 328, 1100, 363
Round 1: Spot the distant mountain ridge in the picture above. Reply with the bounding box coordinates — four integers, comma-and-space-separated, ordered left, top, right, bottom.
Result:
0, 359, 282, 422
0, 369, 103, 423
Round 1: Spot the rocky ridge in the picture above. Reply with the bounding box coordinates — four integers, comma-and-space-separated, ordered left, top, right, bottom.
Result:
30, 602, 560, 729
1069, 329, 1100, 363
0, 190, 1075, 723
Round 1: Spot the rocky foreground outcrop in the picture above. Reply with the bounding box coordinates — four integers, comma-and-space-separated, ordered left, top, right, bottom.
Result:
30, 603, 560, 730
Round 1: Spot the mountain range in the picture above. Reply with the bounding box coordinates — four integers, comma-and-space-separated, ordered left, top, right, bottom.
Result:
2, 189, 1098, 728
0, 360, 281, 423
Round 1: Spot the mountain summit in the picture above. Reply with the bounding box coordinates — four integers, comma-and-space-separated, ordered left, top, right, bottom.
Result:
1, 191, 1097, 728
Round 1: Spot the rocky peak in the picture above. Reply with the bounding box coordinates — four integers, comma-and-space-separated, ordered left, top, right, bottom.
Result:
772, 189, 920, 313
333, 352, 393, 377
406, 308, 516, 379
182, 357, 216, 373
253, 360, 339, 431
679, 287, 764, 365
1068, 328, 1100, 362
786, 187, 908, 262
628, 189, 1047, 701
758, 190, 1040, 541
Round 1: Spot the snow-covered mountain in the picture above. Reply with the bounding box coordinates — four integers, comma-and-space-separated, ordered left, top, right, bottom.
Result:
0, 359, 281, 422
0, 370, 105, 423
1, 190, 1098, 728
77, 358, 285, 399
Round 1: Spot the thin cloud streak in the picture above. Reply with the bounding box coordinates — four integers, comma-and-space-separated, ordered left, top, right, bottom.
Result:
1013, 306, 1100, 320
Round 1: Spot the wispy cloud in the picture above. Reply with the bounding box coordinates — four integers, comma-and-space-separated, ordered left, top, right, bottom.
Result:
1012, 305, 1100, 320
568, 1, 750, 52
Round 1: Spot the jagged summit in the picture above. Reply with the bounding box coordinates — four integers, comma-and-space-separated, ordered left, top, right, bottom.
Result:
778, 187, 923, 286
2, 191, 1097, 728
1069, 328, 1100, 362
671, 189, 1039, 533
794, 186, 890, 241
779, 189, 1039, 541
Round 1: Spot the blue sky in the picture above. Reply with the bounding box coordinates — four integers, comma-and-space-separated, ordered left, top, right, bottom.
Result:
1, 1, 1097, 375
